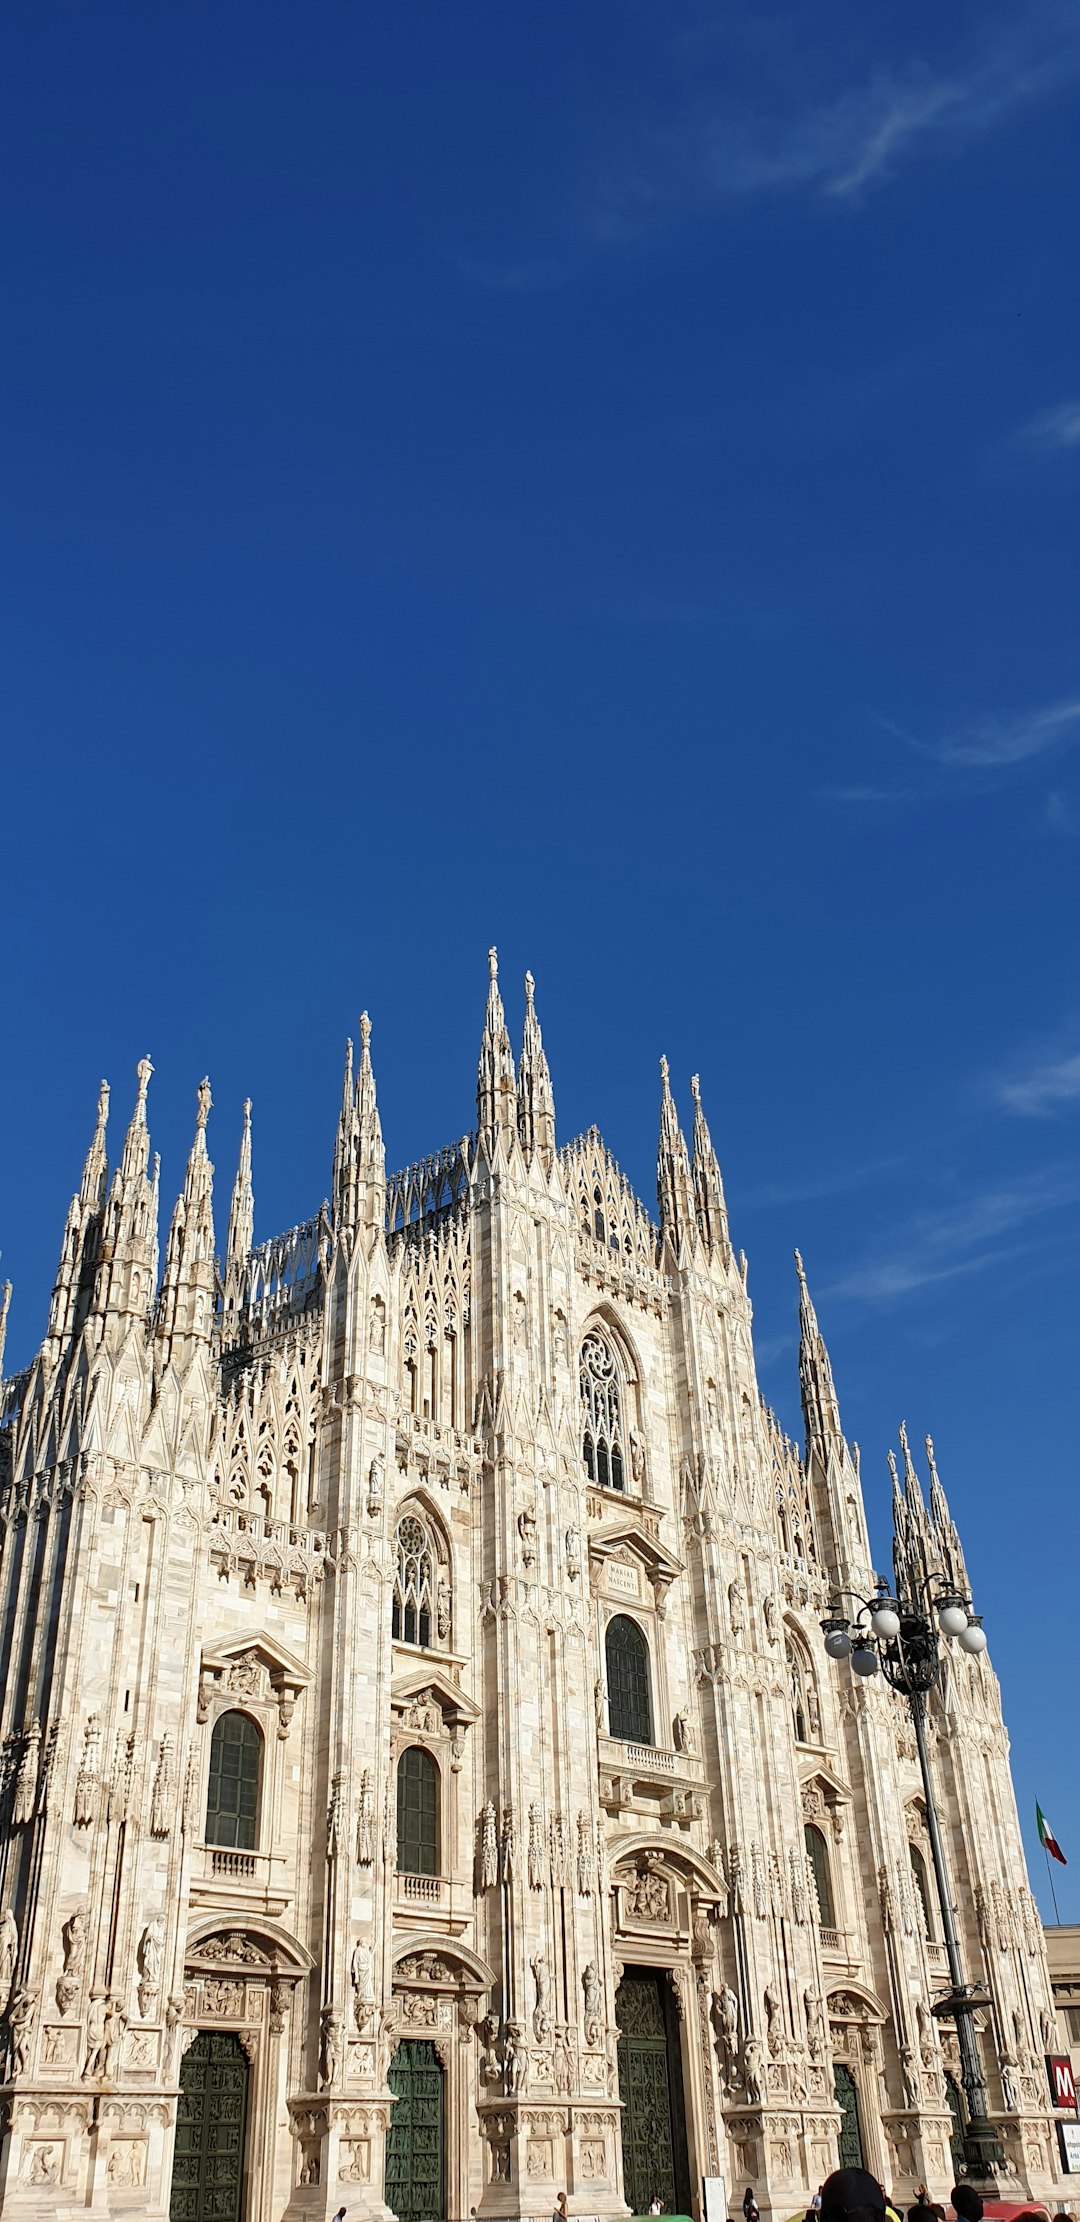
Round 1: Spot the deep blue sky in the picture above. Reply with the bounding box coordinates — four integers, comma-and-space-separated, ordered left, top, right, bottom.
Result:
3, 3, 1078, 1911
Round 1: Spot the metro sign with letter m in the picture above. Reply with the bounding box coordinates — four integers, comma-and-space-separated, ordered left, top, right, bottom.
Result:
1046, 2054, 1078, 2111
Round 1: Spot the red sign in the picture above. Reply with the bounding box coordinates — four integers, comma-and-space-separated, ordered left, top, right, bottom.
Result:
1046, 2054, 1078, 2110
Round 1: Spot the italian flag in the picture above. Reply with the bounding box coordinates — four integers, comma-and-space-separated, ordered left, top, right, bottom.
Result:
1038, 1802, 1067, 1866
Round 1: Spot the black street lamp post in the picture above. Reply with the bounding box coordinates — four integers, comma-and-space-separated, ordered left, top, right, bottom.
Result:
820, 1575, 1005, 2182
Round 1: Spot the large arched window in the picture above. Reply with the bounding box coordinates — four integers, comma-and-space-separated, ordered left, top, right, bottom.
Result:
205, 1711, 262, 1850
606, 1615, 652, 1745
580, 1330, 625, 1491
786, 1634, 820, 1744
396, 1746, 439, 1876
910, 1843, 934, 1940
393, 1513, 435, 1647
805, 1822, 836, 1930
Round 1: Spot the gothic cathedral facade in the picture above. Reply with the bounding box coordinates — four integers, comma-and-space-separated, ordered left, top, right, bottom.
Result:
0, 954, 1062, 2219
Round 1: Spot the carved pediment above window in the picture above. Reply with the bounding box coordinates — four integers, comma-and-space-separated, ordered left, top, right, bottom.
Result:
191, 1932, 273, 1968
390, 1668, 480, 1736
587, 1519, 682, 1617
198, 1634, 313, 1740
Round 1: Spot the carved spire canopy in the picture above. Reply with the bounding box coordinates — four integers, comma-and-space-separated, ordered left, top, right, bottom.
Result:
517, 968, 556, 1173
656, 1057, 695, 1263
476, 946, 517, 1156
690, 1072, 729, 1256
226, 1099, 255, 1286
156, 1078, 217, 1357
333, 1012, 385, 1240
796, 1248, 845, 1467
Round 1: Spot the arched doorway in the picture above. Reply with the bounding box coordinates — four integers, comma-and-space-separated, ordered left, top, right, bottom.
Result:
170, 2031, 249, 2222
385, 2039, 445, 2222
615, 1970, 690, 2217
833, 2063, 864, 2170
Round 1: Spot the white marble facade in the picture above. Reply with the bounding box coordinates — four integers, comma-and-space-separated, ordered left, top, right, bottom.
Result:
0, 955, 1063, 2220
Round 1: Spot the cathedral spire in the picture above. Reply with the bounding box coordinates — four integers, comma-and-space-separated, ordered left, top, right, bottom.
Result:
892, 1423, 934, 1597
517, 969, 556, 1173
657, 1057, 695, 1263
95, 1058, 159, 1333
476, 948, 516, 1158
332, 1036, 358, 1234
332, 1016, 385, 1243
690, 1073, 729, 1257
46, 1077, 113, 1353
925, 1431, 970, 1595
796, 1248, 844, 1465
225, 1099, 254, 1288
79, 1081, 110, 1210
156, 1079, 217, 1360
355, 1012, 386, 1234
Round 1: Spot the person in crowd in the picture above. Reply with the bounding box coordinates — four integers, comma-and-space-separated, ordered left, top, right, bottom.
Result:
819, 2170, 887, 2222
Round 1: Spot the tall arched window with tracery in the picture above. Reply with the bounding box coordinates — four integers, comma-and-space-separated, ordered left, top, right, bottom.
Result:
786, 1634, 819, 1744
580, 1330, 625, 1491
393, 1513, 435, 1647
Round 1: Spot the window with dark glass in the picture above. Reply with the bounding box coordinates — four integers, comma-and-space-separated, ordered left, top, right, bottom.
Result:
393, 1514, 433, 1647
910, 1844, 933, 1939
396, 1745, 439, 1876
580, 1331, 625, 1491
805, 1822, 836, 1929
605, 1614, 652, 1744
205, 1711, 262, 1850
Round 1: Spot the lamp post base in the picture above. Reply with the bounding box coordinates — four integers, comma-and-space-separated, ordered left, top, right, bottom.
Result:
959, 2116, 1006, 2186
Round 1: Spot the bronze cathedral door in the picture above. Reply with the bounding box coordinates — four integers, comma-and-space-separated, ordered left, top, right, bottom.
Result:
385, 2038, 446, 2222
170, 2030, 249, 2222
616, 1971, 690, 2217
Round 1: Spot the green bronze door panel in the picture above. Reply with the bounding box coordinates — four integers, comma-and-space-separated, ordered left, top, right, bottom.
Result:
170, 2030, 249, 2222
385, 2038, 445, 2222
833, 2063, 864, 2171
617, 1973, 687, 2218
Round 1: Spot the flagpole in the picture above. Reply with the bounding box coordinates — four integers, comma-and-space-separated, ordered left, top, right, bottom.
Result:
1044, 1840, 1062, 1927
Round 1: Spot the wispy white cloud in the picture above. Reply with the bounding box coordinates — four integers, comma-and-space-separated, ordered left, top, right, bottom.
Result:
1043, 789, 1078, 834
824, 1165, 1080, 1302
997, 1051, 1080, 1117
596, 7, 1080, 230
920, 699, 1080, 770
1017, 399, 1080, 451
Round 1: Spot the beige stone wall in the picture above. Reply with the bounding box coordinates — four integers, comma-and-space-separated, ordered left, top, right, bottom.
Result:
0, 1030, 1063, 2218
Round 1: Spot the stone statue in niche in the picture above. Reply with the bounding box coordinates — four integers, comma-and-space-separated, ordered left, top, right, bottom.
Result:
6, 1985, 36, 2076
0, 1908, 19, 2003
712, 1984, 740, 2080
630, 1430, 646, 1488
764, 1982, 784, 2056
351, 1939, 375, 2030
503, 2019, 529, 2093
565, 1526, 581, 1581
319, 2006, 343, 2089
743, 2033, 764, 2103
672, 1712, 691, 1752
368, 1301, 386, 1354
517, 1507, 537, 1568
531, 1954, 550, 2042
367, 1457, 383, 1516
436, 1575, 452, 1641
582, 1961, 603, 2045
512, 1293, 528, 1348
728, 1580, 745, 1636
